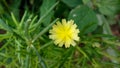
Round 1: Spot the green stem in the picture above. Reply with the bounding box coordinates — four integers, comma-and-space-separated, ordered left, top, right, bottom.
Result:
25, 46, 30, 68
102, 15, 113, 35
11, 12, 19, 27
76, 46, 89, 59
15, 39, 22, 63
32, 18, 59, 43
24, 19, 31, 40
101, 15, 119, 65
58, 47, 74, 68
103, 40, 120, 46
32, 1, 59, 29
20, 11, 27, 27
40, 41, 53, 50
31, 44, 47, 68
29, 15, 38, 29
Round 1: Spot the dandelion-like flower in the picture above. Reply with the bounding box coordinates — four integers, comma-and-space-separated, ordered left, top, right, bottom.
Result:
49, 19, 80, 48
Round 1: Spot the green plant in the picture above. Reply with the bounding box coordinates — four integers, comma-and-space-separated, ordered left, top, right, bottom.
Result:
0, 0, 120, 68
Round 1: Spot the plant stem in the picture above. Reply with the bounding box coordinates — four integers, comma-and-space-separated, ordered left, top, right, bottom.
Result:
25, 46, 30, 68
76, 46, 89, 59
20, 11, 27, 27
32, 1, 59, 29
24, 19, 31, 40
40, 41, 54, 50
11, 12, 19, 27
31, 44, 47, 68
32, 18, 59, 43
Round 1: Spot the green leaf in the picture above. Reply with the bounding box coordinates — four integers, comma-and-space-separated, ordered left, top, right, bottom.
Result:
68, 5, 98, 34
11, 12, 19, 27
0, 19, 12, 32
10, 0, 21, 19
40, 0, 56, 26
97, 0, 120, 16
0, 4, 4, 14
32, 18, 59, 43
62, 0, 82, 7
82, 0, 91, 4
0, 33, 12, 41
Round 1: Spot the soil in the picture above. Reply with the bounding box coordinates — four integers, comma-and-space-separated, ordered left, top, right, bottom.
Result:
0, 29, 6, 34
111, 23, 120, 37
0, 29, 7, 48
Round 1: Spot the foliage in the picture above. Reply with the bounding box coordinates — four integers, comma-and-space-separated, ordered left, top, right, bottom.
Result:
0, 0, 120, 68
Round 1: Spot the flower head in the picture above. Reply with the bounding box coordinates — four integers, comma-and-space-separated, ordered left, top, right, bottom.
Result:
49, 19, 80, 48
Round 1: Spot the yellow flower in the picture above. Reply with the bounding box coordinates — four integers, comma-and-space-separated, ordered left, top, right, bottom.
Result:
49, 19, 80, 48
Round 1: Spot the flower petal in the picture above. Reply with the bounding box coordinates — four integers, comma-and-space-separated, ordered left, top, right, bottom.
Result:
49, 19, 80, 48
